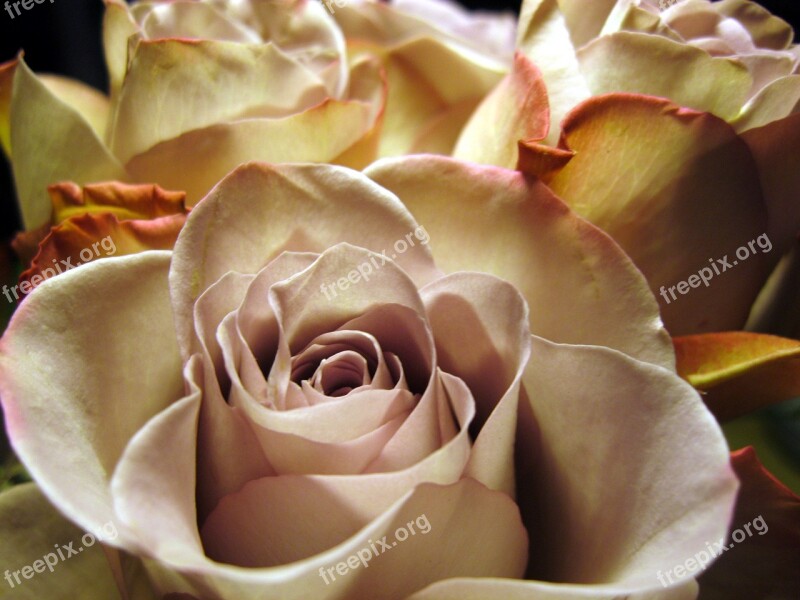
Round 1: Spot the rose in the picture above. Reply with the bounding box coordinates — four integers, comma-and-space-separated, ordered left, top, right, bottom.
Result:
332, 0, 515, 156
0, 0, 385, 236
0, 158, 738, 599
0, 0, 513, 237
451, 0, 800, 338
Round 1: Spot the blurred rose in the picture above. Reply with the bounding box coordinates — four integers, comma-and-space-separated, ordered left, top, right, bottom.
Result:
0, 159, 739, 599
454, 0, 800, 337
333, 0, 515, 156
0, 0, 515, 239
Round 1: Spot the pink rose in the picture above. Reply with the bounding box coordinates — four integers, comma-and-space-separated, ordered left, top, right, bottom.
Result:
0, 159, 737, 598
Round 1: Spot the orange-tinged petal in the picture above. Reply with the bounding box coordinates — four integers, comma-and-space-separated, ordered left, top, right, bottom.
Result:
453, 52, 549, 169
18, 212, 186, 297
540, 94, 770, 335
516, 0, 591, 146
674, 332, 800, 422
48, 180, 187, 224
697, 447, 800, 598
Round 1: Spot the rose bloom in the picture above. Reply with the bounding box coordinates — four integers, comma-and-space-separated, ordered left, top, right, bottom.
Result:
451, 0, 800, 336
0, 0, 510, 238
0, 159, 739, 599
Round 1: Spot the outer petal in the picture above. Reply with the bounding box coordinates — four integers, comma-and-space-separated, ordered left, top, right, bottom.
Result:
17, 212, 187, 295
126, 59, 385, 205
169, 162, 441, 358
39, 74, 111, 141
532, 94, 770, 335
0, 59, 15, 155
0, 483, 124, 599
0, 252, 183, 536
109, 39, 329, 163
674, 332, 800, 422
366, 155, 674, 368
516, 0, 591, 146
421, 272, 531, 494
516, 337, 736, 591
697, 447, 800, 598
145, 479, 527, 600
577, 32, 753, 121
8, 59, 128, 229
453, 52, 550, 169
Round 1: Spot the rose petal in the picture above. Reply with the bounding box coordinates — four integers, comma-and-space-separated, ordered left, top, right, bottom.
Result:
0, 59, 15, 155
18, 212, 186, 294
39, 74, 110, 141
577, 32, 752, 121
733, 74, 800, 132
453, 52, 550, 169
697, 447, 800, 598
714, 0, 794, 51
518, 337, 737, 588
0, 252, 183, 534
110, 39, 329, 163
674, 332, 800, 422
103, 0, 139, 102
48, 180, 187, 223
0, 483, 124, 599
195, 479, 526, 600
8, 59, 128, 229
421, 272, 531, 494
169, 162, 440, 359
366, 155, 674, 368
538, 94, 770, 335
516, 0, 591, 145
556, 0, 617, 48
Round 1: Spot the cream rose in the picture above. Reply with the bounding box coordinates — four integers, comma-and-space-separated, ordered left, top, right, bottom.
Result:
452, 0, 800, 336
0, 158, 737, 599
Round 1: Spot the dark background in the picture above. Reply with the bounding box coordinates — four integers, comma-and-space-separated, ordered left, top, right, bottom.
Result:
0, 0, 798, 241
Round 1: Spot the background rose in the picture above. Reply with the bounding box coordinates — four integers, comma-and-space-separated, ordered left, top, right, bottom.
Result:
332, 0, 515, 156
0, 0, 385, 234
452, 0, 800, 340
0, 160, 738, 599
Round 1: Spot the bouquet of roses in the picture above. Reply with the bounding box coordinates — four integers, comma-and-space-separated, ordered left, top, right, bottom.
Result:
0, 0, 798, 598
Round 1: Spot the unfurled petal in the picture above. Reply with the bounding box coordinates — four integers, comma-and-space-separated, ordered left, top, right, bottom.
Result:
577, 32, 752, 121
110, 40, 328, 163
366, 155, 674, 368
8, 59, 128, 229
516, 0, 591, 146
0, 253, 183, 536
454, 52, 549, 168
169, 162, 440, 358
518, 337, 737, 590
674, 332, 800, 421
535, 94, 770, 335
